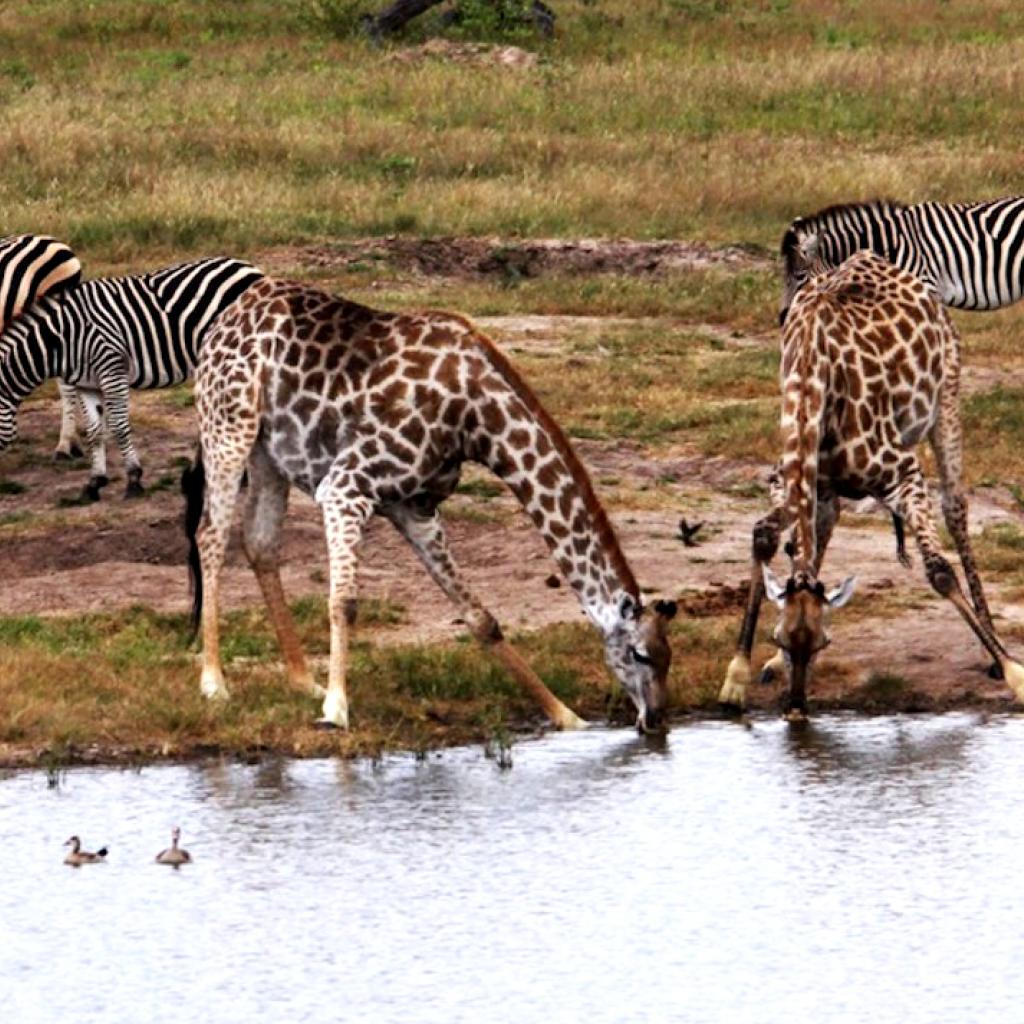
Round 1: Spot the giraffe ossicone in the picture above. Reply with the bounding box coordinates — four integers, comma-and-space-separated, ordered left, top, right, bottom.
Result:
185, 278, 677, 734
721, 249, 1024, 716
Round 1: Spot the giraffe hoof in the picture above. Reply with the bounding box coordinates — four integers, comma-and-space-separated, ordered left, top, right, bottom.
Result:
784, 708, 809, 724
54, 450, 73, 463
717, 701, 744, 718
988, 661, 1004, 681
313, 718, 342, 731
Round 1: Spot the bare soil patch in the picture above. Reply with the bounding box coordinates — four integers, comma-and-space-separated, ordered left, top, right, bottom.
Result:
3, 305, 1024, 765
259, 237, 770, 281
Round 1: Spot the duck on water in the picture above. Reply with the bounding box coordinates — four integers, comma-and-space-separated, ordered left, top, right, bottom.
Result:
63, 836, 107, 867
155, 827, 192, 867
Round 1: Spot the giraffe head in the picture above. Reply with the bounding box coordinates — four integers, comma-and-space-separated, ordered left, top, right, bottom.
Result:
763, 566, 855, 693
779, 227, 821, 327
603, 595, 677, 734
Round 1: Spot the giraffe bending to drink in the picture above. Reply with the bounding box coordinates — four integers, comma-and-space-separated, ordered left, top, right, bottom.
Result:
718, 250, 1024, 717
183, 279, 677, 733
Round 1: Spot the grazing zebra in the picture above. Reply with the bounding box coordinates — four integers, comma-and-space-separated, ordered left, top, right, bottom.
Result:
0, 256, 263, 498
0, 235, 85, 458
780, 195, 1024, 324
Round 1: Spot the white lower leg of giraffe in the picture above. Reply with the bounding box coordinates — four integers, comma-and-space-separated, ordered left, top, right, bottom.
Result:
316, 489, 372, 729
718, 654, 750, 707
200, 665, 230, 701
1000, 660, 1024, 703
759, 649, 787, 684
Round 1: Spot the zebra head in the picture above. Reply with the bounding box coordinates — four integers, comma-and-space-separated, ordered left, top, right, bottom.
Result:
779, 226, 821, 326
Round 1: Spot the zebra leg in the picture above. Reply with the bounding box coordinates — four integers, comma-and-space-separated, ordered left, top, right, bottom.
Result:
98, 371, 144, 499
315, 480, 374, 730
54, 380, 84, 461
387, 500, 586, 729
75, 389, 109, 502
241, 444, 322, 698
887, 468, 1024, 701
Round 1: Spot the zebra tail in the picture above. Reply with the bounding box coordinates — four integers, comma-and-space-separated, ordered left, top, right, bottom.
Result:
181, 449, 206, 638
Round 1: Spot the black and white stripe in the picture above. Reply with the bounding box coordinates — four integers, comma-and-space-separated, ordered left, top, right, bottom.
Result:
0, 235, 85, 459
0, 234, 81, 330
0, 256, 262, 498
780, 195, 1024, 322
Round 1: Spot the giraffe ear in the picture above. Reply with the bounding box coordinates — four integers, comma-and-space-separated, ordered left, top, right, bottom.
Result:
826, 576, 857, 609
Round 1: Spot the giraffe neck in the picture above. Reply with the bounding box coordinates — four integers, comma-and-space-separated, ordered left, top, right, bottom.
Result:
780, 304, 828, 577
472, 340, 640, 633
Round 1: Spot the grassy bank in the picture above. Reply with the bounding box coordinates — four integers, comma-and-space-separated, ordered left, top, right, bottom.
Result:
3, 2, 1024, 262
0, 601, 744, 768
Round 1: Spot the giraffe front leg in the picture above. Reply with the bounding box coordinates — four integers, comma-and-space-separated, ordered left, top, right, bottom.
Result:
892, 474, 1024, 701
54, 380, 84, 461
719, 506, 789, 709
388, 502, 586, 730
316, 491, 374, 730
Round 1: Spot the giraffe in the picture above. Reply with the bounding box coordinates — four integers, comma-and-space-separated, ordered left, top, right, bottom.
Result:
717, 250, 1024, 718
182, 278, 678, 734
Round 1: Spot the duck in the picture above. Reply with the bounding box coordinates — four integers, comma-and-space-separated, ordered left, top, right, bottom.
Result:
155, 827, 192, 867
63, 835, 108, 867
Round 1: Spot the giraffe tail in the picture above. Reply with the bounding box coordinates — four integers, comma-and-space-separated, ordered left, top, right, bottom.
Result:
181, 448, 206, 637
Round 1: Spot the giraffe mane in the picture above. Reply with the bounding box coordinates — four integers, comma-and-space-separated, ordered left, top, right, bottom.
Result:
441, 312, 641, 602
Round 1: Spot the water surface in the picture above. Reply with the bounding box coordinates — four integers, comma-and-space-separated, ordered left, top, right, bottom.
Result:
2, 714, 1023, 1023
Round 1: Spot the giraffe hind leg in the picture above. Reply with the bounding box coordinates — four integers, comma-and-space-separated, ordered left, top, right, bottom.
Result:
241, 445, 322, 698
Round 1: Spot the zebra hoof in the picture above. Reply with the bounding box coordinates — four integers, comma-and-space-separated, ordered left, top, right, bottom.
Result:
54, 451, 72, 463
124, 481, 145, 500
82, 475, 109, 503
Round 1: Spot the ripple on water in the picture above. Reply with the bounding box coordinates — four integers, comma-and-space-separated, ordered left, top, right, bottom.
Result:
1, 714, 1022, 1024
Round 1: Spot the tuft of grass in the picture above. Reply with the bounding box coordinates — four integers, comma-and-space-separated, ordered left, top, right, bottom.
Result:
861, 670, 910, 702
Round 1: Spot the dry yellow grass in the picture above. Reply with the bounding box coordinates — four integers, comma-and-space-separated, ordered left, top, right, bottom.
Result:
2, 1, 1024, 260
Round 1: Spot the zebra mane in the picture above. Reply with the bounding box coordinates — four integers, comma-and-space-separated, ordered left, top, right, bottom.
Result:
781, 199, 906, 263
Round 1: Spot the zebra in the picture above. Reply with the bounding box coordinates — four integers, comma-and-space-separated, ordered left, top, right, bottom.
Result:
0, 234, 85, 458
0, 256, 263, 499
780, 195, 1024, 324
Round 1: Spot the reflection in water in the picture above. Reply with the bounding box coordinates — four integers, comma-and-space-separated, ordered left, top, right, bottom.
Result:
2, 714, 1023, 1024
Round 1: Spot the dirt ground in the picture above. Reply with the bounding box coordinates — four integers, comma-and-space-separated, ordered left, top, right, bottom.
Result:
2, 241, 1023, 720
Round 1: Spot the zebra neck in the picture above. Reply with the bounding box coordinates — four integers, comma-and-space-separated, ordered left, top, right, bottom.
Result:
0, 300, 66, 403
